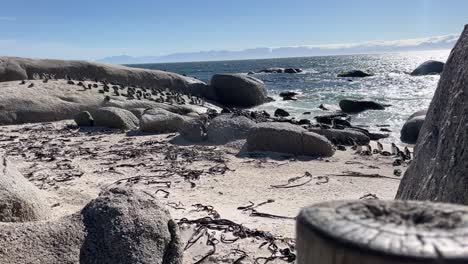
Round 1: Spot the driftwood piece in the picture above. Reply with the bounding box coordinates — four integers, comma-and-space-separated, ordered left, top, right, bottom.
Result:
296, 200, 468, 264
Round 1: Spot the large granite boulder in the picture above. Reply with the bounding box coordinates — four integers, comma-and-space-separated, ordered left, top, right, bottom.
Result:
210, 74, 268, 107
207, 114, 256, 144
179, 118, 206, 142
0, 79, 217, 125
93, 107, 139, 130
247, 122, 335, 157
308, 127, 370, 146
337, 70, 373, 78
400, 111, 427, 144
0, 187, 183, 264
0, 56, 212, 99
140, 108, 186, 134
339, 99, 386, 113
396, 25, 468, 204
410, 60, 445, 76
0, 154, 49, 222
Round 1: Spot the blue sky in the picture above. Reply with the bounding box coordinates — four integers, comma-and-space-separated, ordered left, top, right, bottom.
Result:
0, 0, 467, 60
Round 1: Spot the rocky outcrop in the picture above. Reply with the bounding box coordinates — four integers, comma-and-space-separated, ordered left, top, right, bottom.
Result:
0, 56, 212, 99
337, 70, 373, 78
400, 111, 426, 144
210, 74, 268, 107
0, 154, 49, 222
257, 68, 302, 74
0, 187, 183, 264
247, 122, 335, 157
140, 108, 186, 134
308, 127, 370, 146
410, 60, 445, 76
93, 107, 139, 130
339, 99, 386, 113
279, 91, 298, 101
207, 114, 256, 144
0, 79, 216, 125
274, 108, 290, 117
396, 25, 468, 204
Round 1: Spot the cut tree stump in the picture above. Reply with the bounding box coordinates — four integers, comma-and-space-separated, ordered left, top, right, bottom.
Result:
296, 200, 468, 264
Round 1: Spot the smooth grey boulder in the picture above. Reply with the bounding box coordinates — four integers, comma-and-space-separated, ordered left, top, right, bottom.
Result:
179, 118, 206, 142
93, 107, 139, 130
74, 111, 94, 127
0, 56, 212, 99
400, 115, 426, 144
274, 108, 290, 117
247, 122, 335, 157
410, 60, 444, 76
308, 127, 370, 146
207, 114, 256, 144
337, 70, 373, 78
396, 25, 468, 204
210, 74, 268, 107
0, 187, 183, 264
339, 99, 386, 113
0, 154, 49, 222
140, 108, 186, 134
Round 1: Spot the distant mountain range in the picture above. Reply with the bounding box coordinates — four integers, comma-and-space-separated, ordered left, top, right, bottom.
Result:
97, 34, 459, 64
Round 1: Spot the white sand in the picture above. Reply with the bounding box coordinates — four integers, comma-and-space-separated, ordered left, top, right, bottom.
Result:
0, 120, 409, 263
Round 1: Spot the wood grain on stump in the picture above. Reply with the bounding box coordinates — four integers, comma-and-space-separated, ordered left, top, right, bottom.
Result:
296, 200, 468, 264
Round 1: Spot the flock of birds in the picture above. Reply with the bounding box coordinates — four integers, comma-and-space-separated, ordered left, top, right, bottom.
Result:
19, 73, 206, 106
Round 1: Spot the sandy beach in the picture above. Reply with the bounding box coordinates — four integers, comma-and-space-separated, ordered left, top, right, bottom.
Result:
0, 120, 407, 263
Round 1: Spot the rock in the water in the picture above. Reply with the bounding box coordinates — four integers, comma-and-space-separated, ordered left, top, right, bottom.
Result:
308, 127, 370, 146
93, 107, 139, 130
318, 104, 341, 112
410, 60, 445, 76
140, 108, 186, 134
339, 99, 386, 113
337, 70, 373, 78
257, 68, 284, 74
274, 108, 290, 117
279, 91, 298, 97
206, 114, 256, 144
180, 118, 206, 142
284, 68, 302, 74
74, 111, 94, 127
396, 26, 468, 204
279, 91, 298, 101
210, 74, 268, 107
0, 187, 183, 264
247, 122, 335, 157
0, 153, 49, 222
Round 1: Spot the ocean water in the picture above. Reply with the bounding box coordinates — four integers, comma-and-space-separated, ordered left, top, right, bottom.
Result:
130, 50, 451, 143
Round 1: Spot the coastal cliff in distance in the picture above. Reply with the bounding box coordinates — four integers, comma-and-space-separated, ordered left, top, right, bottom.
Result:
98, 34, 459, 64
